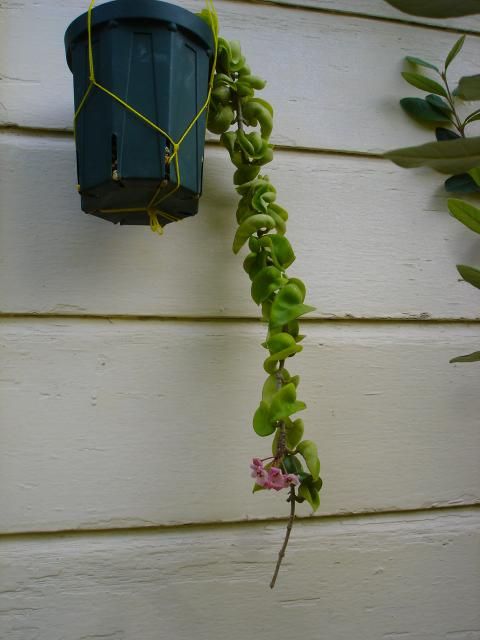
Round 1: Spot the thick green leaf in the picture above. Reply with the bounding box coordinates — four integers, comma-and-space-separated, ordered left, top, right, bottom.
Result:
450, 350, 480, 363
425, 94, 452, 115
263, 333, 303, 373
232, 214, 275, 254
286, 419, 304, 450
435, 127, 460, 141
269, 383, 306, 422
296, 440, 320, 480
269, 235, 295, 270
283, 454, 303, 475
384, 0, 480, 18
400, 98, 451, 123
298, 482, 320, 512
445, 174, 480, 194
457, 74, 480, 100
457, 264, 480, 289
385, 137, 480, 174
269, 282, 315, 330
445, 35, 466, 70
262, 371, 289, 405
253, 401, 275, 436
405, 56, 439, 73
401, 72, 447, 98
448, 199, 480, 234
251, 266, 286, 305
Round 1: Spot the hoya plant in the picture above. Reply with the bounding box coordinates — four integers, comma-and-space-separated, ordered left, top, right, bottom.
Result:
199, 8, 322, 587
384, 0, 480, 362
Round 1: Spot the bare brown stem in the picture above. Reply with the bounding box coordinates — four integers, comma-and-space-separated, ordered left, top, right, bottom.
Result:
270, 485, 296, 589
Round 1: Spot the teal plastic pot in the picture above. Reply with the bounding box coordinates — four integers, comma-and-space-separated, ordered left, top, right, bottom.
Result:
65, 0, 214, 226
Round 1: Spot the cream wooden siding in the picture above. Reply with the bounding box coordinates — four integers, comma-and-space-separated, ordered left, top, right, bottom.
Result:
1, 1, 479, 638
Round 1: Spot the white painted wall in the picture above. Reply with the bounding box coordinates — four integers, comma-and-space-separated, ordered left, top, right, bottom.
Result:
1, 1, 479, 638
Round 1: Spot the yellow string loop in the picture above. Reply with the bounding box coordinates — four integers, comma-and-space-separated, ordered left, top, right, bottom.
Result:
73, 0, 219, 234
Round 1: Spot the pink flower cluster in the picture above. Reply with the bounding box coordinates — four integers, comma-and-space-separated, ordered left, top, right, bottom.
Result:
250, 458, 300, 491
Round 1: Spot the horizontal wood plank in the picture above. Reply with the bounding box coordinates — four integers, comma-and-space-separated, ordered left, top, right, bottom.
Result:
1, 509, 479, 640
1, 318, 479, 533
2, 132, 480, 320
262, 0, 480, 32
2, 1, 480, 151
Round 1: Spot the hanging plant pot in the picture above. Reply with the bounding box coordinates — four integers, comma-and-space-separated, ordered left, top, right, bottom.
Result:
65, 0, 214, 227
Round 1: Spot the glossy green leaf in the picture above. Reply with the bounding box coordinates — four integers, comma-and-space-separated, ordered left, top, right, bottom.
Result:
232, 214, 275, 254
457, 74, 480, 100
448, 199, 480, 234
384, 0, 480, 18
262, 370, 289, 405
405, 56, 439, 73
450, 350, 480, 363
425, 94, 452, 115
385, 137, 480, 174
435, 127, 460, 141
296, 440, 320, 480
283, 454, 303, 475
444, 174, 480, 194
251, 266, 287, 304
269, 383, 306, 422
268, 235, 295, 270
401, 72, 447, 98
253, 401, 275, 436
457, 264, 480, 289
445, 35, 466, 70
269, 282, 315, 330
400, 98, 450, 124
243, 251, 267, 281
264, 333, 303, 373
286, 419, 304, 450
298, 482, 320, 512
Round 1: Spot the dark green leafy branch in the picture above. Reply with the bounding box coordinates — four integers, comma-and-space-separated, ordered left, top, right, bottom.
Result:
384, 33, 480, 362
384, 0, 480, 19
198, 9, 322, 586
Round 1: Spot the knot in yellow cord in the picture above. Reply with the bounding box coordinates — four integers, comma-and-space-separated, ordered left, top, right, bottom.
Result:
148, 208, 164, 235
168, 143, 180, 165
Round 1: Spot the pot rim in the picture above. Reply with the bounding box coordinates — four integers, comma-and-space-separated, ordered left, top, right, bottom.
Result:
65, 0, 214, 70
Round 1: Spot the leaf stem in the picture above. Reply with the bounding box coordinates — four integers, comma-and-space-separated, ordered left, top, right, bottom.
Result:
270, 485, 296, 589
441, 71, 465, 136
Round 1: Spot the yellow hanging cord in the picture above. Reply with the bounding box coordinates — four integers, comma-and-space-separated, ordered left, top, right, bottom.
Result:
73, 0, 219, 235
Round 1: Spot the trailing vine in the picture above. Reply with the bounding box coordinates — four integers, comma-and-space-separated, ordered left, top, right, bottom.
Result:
199, 10, 322, 587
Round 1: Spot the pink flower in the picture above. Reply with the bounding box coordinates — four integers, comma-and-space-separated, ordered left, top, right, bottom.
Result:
284, 473, 300, 487
267, 467, 286, 491
250, 459, 269, 486
250, 458, 300, 491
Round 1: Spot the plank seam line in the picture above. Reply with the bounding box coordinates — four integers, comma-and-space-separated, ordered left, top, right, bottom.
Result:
1, 314, 480, 325
228, 0, 480, 37
0, 126, 385, 161
1, 503, 479, 542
